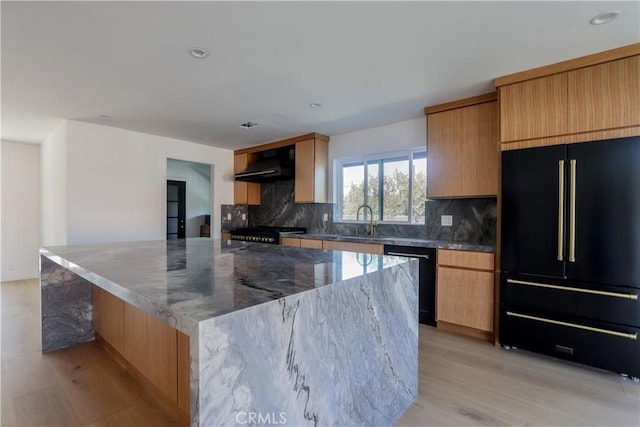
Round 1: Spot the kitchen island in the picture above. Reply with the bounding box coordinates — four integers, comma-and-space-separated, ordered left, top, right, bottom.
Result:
40, 238, 419, 426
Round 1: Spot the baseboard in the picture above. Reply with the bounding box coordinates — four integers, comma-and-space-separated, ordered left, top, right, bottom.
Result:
437, 321, 494, 343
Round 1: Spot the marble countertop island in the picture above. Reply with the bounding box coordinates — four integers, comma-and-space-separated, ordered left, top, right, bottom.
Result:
40, 238, 419, 427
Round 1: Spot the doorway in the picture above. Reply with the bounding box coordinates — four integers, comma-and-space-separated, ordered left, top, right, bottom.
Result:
166, 159, 213, 239
167, 180, 186, 240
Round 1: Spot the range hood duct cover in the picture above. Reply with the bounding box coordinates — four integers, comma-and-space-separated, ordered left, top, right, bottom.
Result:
234, 148, 294, 182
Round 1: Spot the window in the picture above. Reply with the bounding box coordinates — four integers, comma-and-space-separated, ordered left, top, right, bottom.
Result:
337, 149, 427, 224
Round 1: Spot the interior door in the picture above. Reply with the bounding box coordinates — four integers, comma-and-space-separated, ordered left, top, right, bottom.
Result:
167, 180, 186, 240
501, 145, 567, 278
566, 136, 640, 287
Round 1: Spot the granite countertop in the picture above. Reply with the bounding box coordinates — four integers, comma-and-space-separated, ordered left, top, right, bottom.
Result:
41, 238, 413, 330
296, 233, 495, 253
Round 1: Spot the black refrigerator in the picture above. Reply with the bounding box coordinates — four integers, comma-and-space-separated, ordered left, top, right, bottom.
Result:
500, 136, 640, 378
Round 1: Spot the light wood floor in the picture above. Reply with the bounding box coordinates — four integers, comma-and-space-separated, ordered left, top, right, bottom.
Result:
2, 279, 639, 427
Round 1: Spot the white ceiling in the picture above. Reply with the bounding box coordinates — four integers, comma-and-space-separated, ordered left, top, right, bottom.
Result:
2, 1, 639, 150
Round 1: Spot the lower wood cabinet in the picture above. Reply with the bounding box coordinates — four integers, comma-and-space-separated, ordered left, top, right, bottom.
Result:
281, 237, 301, 247
123, 301, 147, 373
436, 249, 495, 341
281, 238, 382, 253
177, 332, 190, 415
92, 286, 124, 354
300, 239, 323, 249
321, 240, 383, 254
93, 287, 189, 422
146, 312, 178, 403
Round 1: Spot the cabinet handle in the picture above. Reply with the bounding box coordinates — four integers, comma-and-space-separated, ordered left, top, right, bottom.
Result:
506, 311, 637, 340
557, 160, 565, 262
386, 251, 429, 260
507, 279, 638, 300
569, 159, 577, 262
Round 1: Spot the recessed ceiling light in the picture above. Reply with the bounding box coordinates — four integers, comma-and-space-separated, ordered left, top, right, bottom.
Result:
310, 103, 322, 109
190, 48, 209, 58
239, 121, 259, 129
590, 10, 620, 25
99, 114, 112, 120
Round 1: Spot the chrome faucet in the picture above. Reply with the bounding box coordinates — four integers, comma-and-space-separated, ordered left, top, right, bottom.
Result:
356, 204, 376, 236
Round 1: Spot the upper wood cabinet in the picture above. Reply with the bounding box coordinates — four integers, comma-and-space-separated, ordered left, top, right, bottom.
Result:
499, 73, 568, 142
568, 55, 640, 133
496, 43, 640, 150
233, 133, 329, 205
295, 137, 328, 203
425, 93, 498, 198
233, 153, 261, 205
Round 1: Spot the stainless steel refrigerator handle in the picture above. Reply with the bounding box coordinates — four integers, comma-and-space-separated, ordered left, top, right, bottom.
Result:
557, 160, 565, 261
569, 160, 577, 262
506, 311, 638, 340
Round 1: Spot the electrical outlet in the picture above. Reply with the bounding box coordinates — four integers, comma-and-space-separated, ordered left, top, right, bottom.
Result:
441, 215, 453, 227
227, 213, 232, 220
241, 213, 246, 221
323, 213, 329, 222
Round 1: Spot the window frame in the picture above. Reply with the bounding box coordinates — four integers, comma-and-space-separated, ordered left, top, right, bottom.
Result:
335, 148, 427, 224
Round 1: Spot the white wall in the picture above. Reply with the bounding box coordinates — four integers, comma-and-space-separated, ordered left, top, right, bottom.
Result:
40, 122, 67, 246
328, 117, 425, 201
167, 159, 212, 238
63, 121, 233, 244
1, 141, 41, 281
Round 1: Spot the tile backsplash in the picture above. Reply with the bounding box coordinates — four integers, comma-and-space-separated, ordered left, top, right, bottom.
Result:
425, 198, 497, 245
248, 180, 333, 233
220, 205, 248, 230
222, 180, 496, 245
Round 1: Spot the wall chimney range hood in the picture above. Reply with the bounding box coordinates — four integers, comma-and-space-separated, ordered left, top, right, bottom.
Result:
234, 147, 294, 183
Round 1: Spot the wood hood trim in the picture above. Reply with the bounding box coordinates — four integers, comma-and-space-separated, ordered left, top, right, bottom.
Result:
234, 132, 329, 155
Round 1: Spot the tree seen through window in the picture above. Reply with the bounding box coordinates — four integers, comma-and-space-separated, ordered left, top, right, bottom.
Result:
340, 151, 426, 223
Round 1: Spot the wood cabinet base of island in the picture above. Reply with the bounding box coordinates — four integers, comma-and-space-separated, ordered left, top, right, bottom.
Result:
93, 286, 190, 425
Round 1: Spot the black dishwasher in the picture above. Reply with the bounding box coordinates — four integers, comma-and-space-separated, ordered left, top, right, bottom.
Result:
384, 245, 436, 326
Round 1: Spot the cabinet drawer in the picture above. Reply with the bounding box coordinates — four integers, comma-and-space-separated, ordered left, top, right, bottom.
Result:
437, 267, 494, 331
500, 308, 640, 377
437, 249, 494, 271
501, 275, 640, 327
300, 239, 323, 250
281, 237, 301, 247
